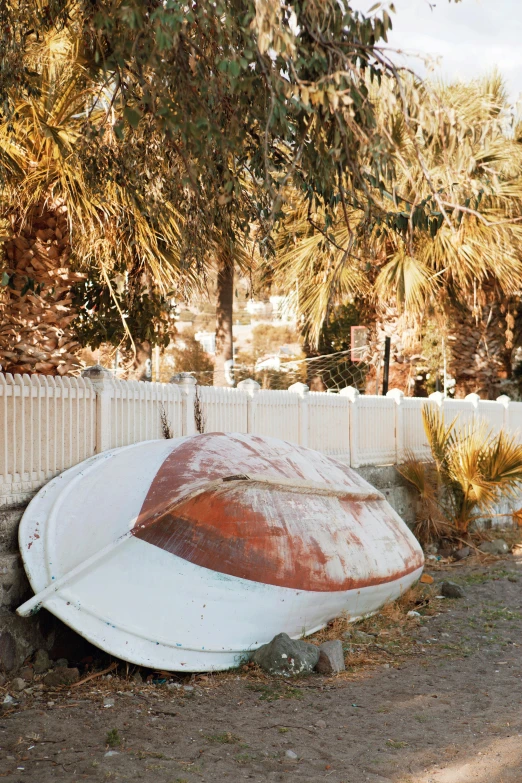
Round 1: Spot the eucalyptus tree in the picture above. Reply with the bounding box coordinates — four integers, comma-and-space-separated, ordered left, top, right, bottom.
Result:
1, 0, 465, 381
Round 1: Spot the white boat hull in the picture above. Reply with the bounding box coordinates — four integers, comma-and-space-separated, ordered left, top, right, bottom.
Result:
18, 435, 424, 671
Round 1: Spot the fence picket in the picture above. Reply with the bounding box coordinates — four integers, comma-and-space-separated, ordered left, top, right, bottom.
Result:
0, 368, 518, 506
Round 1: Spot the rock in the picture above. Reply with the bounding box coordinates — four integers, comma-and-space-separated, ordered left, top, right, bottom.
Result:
0, 632, 16, 672
19, 666, 34, 682
454, 546, 470, 561
315, 719, 327, 729
183, 685, 194, 692
440, 581, 465, 599
33, 649, 51, 675
252, 633, 320, 676
105, 751, 119, 758
11, 677, 27, 692
55, 658, 68, 668
478, 539, 510, 555
103, 697, 115, 708
414, 627, 430, 639
343, 629, 374, 644
284, 750, 298, 761
2, 694, 15, 705
315, 640, 345, 675
43, 667, 80, 687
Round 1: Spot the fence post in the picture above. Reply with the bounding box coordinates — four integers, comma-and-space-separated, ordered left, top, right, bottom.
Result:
288, 382, 309, 447
237, 378, 260, 433
340, 386, 359, 468
81, 364, 113, 454
386, 388, 404, 463
171, 373, 197, 435
496, 394, 510, 429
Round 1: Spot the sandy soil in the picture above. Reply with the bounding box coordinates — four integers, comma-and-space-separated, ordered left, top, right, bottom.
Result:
1, 555, 522, 783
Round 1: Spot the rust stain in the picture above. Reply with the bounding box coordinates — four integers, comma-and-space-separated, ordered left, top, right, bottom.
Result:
132, 433, 423, 592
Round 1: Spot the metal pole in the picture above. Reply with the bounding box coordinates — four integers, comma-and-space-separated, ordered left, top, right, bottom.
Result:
382, 336, 391, 396
442, 336, 447, 398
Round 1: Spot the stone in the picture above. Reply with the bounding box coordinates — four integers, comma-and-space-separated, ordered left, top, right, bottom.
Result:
55, 658, 68, 668
104, 751, 119, 758
315, 640, 345, 675
0, 632, 16, 672
43, 667, 80, 687
33, 649, 51, 675
343, 629, 374, 644
11, 677, 27, 692
284, 750, 298, 761
315, 719, 327, 729
252, 633, 320, 676
103, 697, 115, 708
454, 546, 470, 561
478, 539, 510, 555
19, 666, 33, 682
440, 581, 465, 599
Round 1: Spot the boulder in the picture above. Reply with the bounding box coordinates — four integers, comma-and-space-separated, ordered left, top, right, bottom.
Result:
33, 649, 51, 675
252, 633, 319, 676
440, 581, 465, 599
10, 677, 27, 693
478, 539, 509, 555
43, 667, 80, 687
315, 640, 345, 675
454, 546, 470, 561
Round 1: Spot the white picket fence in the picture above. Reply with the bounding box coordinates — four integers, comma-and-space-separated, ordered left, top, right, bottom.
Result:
0, 366, 519, 507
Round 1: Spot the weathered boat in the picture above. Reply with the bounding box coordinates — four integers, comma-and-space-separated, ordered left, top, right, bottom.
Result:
17, 432, 424, 671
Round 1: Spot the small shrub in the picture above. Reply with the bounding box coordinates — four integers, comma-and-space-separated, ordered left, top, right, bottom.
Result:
106, 729, 121, 748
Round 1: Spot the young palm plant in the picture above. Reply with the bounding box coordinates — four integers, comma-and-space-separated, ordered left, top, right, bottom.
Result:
398, 405, 522, 539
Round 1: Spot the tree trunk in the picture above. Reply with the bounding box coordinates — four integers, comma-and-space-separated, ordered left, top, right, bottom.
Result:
448, 298, 512, 399
213, 250, 234, 386
0, 199, 83, 375
129, 340, 153, 381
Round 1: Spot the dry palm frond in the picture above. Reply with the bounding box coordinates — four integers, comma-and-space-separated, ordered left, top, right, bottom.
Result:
375, 251, 436, 313
397, 453, 445, 544
421, 405, 457, 473
410, 405, 522, 534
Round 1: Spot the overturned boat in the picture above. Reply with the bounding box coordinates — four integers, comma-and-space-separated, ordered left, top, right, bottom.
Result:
17, 433, 424, 671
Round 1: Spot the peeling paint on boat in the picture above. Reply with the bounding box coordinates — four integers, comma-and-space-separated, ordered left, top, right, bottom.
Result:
17, 433, 423, 671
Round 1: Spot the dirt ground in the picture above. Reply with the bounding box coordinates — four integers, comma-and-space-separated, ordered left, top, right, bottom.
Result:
1, 553, 522, 783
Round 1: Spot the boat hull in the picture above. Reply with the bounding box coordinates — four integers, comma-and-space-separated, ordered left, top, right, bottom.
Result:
18, 434, 424, 671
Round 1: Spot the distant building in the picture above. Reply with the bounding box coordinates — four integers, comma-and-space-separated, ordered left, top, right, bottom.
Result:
246, 299, 273, 318
195, 331, 216, 355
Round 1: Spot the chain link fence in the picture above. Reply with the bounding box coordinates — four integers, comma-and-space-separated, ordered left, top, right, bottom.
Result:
186, 349, 377, 392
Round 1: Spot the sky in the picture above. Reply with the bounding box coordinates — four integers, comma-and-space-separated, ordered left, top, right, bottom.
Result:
350, 0, 522, 103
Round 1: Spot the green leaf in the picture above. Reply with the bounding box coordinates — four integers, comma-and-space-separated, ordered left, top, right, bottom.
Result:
123, 107, 142, 129
1, 272, 10, 287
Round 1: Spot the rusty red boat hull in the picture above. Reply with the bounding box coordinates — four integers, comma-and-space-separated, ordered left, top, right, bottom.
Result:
18, 433, 424, 671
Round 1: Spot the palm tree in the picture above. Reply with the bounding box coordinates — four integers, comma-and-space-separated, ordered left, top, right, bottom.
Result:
272, 74, 522, 397
0, 30, 191, 378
